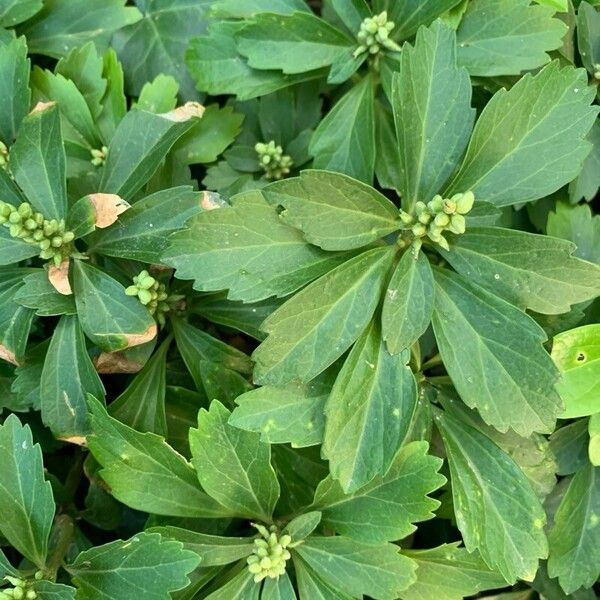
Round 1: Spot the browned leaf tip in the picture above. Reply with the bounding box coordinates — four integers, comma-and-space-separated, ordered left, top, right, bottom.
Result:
0, 345, 19, 366
58, 435, 87, 446
200, 190, 227, 211
30, 101, 56, 115
48, 259, 72, 295
162, 101, 205, 122
94, 352, 144, 374
89, 193, 130, 228
122, 324, 158, 349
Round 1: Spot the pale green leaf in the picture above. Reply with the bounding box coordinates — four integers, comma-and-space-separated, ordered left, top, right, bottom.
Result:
284, 511, 322, 541
87, 396, 229, 518
253, 247, 395, 385
547, 464, 600, 594
393, 21, 474, 211
436, 409, 548, 583
0, 414, 54, 567
68, 532, 200, 600
456, 0, 566, 76
265, 170, 399, 251
0, 36, 30, 146
314, 441, 444, 542
446, 62, 598, 207
137, 74, 179, 113
190, 400, 280, 521
432, 268, 561, 436
323, 321, 418, 492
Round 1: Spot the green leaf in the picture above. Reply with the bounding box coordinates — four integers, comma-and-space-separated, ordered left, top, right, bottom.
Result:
73, 260, 157, 353
569, 120, 600, 203
10, 340, 48, 411
435, 409, 548, 583
68, 532, 200, 600
10, 102, 67, 220
577, 1, 600, 74
99, 107, 200, 199
446, 62, 598, 207
0, 228, 39, 265
31, 581, 76, 600
108, 336, 170, 435
550, 420, 590, 476
400, 543, 507, 600
112, 0, 208, 98
148, 526, 254, 566
230, 371, 332, 447
0, 0, 42, 27
97, 48, 126, 141
547, 464, 600, 593
294, 559, 354, 600
547, 202, 600, 264
440, 227, 600, 314
284, 511, 322, 541
237, 12, 352, 74
253, 246, 395, 386
13, 270, 76, 316
431, 268, 561, 436
310, 75, 375, 183
0, 414, 54, 567
382, 250, 434, 355
40, 315, 105, 438
186, 22, 320, 101
211, 0, 310, 17
87, 396, 229, 518
322, 321, 418, 492
21, 0, 141, 58
189, 400, 280, 521
164, 192, 350, 303
392, 21, 474, 211
204, 570, 258, 600
90, 186, 202, 263
551, 324, 600, 418
294, 537, 417, 600
456, 0, 566, 76
265, 170, 399, 251
374, 0, 464, 40
262, 574, 297, 600
0, 36, 30, 146
314, 441, 444, 542
137, 74, 179, 113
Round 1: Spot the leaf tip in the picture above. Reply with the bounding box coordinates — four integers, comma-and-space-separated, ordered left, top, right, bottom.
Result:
89, 193, 130, 228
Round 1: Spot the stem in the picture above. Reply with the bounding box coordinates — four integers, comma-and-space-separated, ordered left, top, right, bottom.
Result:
46, 515, 75, 580
426, 375, 452, 385
421, 353, 443, 371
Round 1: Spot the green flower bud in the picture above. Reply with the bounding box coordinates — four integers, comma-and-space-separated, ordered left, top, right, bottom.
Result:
13, 589, 23, 600
248, 562, 262, 574
25, 592, 37, 600
39, 248, 54, 260
39, 239, 51, 251
412, 223, 426, 237
125, 285, 139, 296
455, 190, 475, 214
418, 212, 432, 225
138, 276, 156, 290
9, 211, 21, 224
414, 201, 427, 215
399, 210, 413, 225
9, 224, 22, 237
53, 253, 63, 267
448, 213, 466, 234
437, 235, 450, 252
442, 200, 456, 215
434, 212, 450, 227
34, 572, 44, 581
51, 236, 63, 248
138, 289, 153, 305
62, 231, 75, 243
280, 534, 292, 547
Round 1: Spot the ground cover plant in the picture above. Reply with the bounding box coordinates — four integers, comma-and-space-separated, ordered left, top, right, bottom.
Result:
0, 0, 599, 599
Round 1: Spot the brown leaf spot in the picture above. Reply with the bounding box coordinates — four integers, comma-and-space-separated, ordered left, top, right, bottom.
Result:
30, 101, 56, 115
0, 345, 19, 366
162, 101, 205, 122
94, 352, 144, 374
200, 190, 227, 211
89, 193, 130, 228
122, 323, 158, 349
48, 259, 72, 295
58, 436, 87, 446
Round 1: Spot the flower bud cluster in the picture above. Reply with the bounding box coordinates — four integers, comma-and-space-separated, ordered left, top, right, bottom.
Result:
125, 270, 182, 327
0, 141, 9, 172
354, 11, 401, 58
246, 524, 292, 583
399, 191, 475, 252
594, 63, 600, 81
90, 145, 108, 167
0, 572, 43, 600
255, 141, 294, 180
0, 201, 75, 266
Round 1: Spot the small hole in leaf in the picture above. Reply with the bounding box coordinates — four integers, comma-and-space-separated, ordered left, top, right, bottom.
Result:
576, 352, 586, 362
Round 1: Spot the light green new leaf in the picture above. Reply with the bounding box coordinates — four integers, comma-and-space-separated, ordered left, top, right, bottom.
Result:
137, 74, 178, 114
314, 441, 444, 542
148, 526, 254, 566
237, 12, 352, 74
456, 0, 566, 76
112, 0, 209, 98
432, 268, 561, 436
393, 21, 474, 211
0, 414, 54, 567
284, 511, 322, 541
323, 321, 417, 492
73, 261, 157, 353
0, 0, 42, 27
230, 371, 333, 447
310, 75, 375, 183
190, 400, 280, 521
87, 396, 229, 518
374, 0, 464, 40
0, 36, 30, 146
10, 102, 67, 220
14, 270, 76, 316
400, 543, 507, 600
577, 1, 600, 74
294, 537, 417, 600
109, 336, 170, 435
22, 0, 141, 58
90, 186, 202, 263
552, 324, 600, 418
446, 62, 598, 206
254, 246, 395, 385
441, 227, 600, 314
99, 107, 200, 199
547, 464, 600, 593
68, 532, 200, 600
164, 192, 349, 303
266, 170, 399, 250
436, 410, 548, 583
547, 202, 600, 264
40, 315, 105, 438
382, 250, 434, 354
